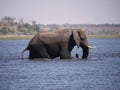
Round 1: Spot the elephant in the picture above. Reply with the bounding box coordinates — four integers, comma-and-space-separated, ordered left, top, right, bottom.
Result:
22, 29, 95, 59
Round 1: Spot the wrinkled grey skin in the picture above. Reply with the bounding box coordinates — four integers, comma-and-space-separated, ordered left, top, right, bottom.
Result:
22, 29, 89, 59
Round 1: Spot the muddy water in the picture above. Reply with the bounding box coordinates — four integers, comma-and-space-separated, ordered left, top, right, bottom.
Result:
0, 38, 120, 90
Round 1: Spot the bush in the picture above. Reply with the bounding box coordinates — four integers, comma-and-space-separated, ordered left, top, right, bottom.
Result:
0, 27, 15, 35
17, 23, 38, 35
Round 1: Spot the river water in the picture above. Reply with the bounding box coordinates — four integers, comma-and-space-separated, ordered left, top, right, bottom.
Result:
0, 38, 120, 90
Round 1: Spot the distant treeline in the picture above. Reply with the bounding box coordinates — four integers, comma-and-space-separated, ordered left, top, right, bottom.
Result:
0, 16, 120, 35
0, 16, 40, 35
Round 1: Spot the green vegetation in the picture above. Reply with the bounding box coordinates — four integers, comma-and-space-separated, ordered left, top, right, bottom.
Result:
0, 35, 33, 40
0, 16, 40, 35
0, 16, 120, 39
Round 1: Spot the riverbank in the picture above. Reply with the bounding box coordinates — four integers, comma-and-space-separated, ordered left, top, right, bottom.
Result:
87, 34, 120, 38
0, 35, 34, 40
0, 34, 120, 40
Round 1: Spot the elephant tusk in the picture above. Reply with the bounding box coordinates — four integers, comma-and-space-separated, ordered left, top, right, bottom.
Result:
88, 46, 96, 49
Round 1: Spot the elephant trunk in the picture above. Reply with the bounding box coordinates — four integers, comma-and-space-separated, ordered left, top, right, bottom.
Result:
81, 45, 89, 58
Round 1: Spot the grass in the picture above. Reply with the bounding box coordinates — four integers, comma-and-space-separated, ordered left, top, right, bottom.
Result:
0, 34, 120, 40
0, 35, 34, 40
87, 34, 120, 38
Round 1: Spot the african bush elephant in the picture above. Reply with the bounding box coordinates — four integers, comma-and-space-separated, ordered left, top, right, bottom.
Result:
22, 29, 95, 59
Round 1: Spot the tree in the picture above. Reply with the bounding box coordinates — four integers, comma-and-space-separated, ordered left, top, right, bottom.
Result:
1, 16, 15, 24
32, 20, 40, 32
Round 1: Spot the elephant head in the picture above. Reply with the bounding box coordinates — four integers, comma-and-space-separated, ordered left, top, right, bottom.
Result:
71, 29, 96, 58
72, 29, 89, 58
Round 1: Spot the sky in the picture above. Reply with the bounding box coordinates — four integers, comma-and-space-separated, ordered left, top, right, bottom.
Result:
0, 0, 120, 24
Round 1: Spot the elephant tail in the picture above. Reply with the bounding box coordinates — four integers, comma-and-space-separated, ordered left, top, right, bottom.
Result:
21, 48, 27, 60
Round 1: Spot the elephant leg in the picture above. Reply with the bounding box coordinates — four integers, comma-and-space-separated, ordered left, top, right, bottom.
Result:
38, 45, 51, 59
29, 50, 40, 59
29, 45, 51, 59
60, 43, 71, 59
60, 51, 71, 59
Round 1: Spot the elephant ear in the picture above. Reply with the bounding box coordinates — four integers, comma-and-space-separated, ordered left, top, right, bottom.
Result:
73, 30, 80, 48
79, 30, 86, 40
